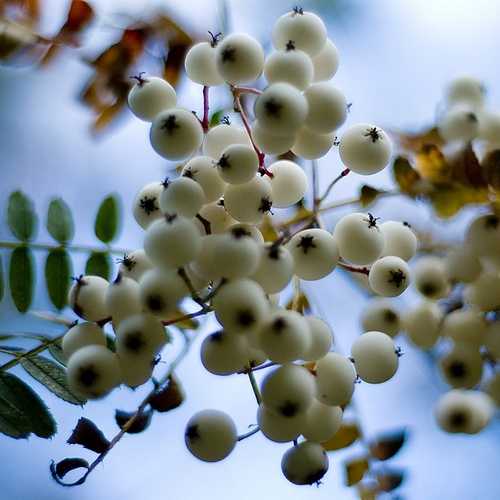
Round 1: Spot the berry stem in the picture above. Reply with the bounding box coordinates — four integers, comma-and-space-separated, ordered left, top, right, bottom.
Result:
237, 426, 261, 441
161, 307, 211, 327
246, 367, 262, 404
316, 168, 350, 206
337, 260, 370, 276
201, 85, 210, 133
231, 90, 272, 178
232, 86, 263, 96
177, 268, 206, 308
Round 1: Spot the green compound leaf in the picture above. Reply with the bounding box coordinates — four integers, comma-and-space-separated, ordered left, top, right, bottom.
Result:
45, 249, 72, 310
0, 371, 56, 439
9, 246, 35, 313
7, 191, 38, 241
94, 195, 120, 244
85, 252, 111, 280
47, 198, 75, 244
0, 254, 4, 302
20, 355, 85, 405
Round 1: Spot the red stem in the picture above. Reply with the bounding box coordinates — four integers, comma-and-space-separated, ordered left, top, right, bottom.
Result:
201, 86, 210, 133
233, 93, 272, 178
338, 260, 370, 275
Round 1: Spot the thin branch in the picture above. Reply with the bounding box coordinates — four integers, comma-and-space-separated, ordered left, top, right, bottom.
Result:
238, 361, 275, 374
311, 160, 319, 211
53, 328, 193, 487
232, 86, 262, 96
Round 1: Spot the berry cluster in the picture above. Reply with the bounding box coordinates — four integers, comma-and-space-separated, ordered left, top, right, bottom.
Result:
62, 8, 416, 486
361, 211, 500, 435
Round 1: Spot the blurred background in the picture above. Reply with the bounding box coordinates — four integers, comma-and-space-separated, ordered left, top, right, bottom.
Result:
1, 0, 500, 499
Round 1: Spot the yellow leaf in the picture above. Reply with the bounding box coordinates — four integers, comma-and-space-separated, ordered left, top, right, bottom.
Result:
285, 292, 311, 314
392, 156, 421, 195
259, 215, 279, 242
322, 422, 360, 451
357, 485, 378, 500
429, 184, 489, 218
393, 126, 444, 153
345, 457, 369, 486
415, 144, 451, 183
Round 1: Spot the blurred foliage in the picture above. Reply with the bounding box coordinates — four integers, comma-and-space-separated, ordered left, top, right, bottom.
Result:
393, 127, 498, 218
0, 0, 197, 131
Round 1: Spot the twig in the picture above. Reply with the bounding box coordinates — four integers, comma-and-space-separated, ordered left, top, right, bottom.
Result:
52, 329, 193, 487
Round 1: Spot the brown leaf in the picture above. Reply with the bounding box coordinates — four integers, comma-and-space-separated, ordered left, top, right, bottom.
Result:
482, 149, 500, 190
345, 456, 369, 486
115, 408, 153, 434
40, 0, 94, 65
0, 18, 45, 62
392, 156, 421, 195
52, 457, 89, 480
393, 126, 444, 153
67, 417, 110, 454
162, 38, 190, 87
148, 375, 184, 413
357, 485, 378, 500
415, 144, 451, 183
449, 143, 487, 188
369, 429, 407, 461
377, 469, 405, 492
322, 422, 360, 451
359, 185, 384, 208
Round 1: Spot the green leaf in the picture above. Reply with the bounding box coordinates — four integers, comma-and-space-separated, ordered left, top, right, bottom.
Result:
7, 191, 38, 241
0, 254, 4, 301
209, 109, 226, 127
48, 341, 67, 366
0, 371, 56, 439
20, 355, 85, 405
45, 249, 72, 310
94, 195, 120, 243
9, 246, 35, 313
85, 252, 111, 280
47, 198, 74, 244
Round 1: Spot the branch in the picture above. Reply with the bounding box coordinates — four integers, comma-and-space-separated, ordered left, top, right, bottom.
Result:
201, 85, 210, 133
246, 368, 262, 404
52, 328, 194, 487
